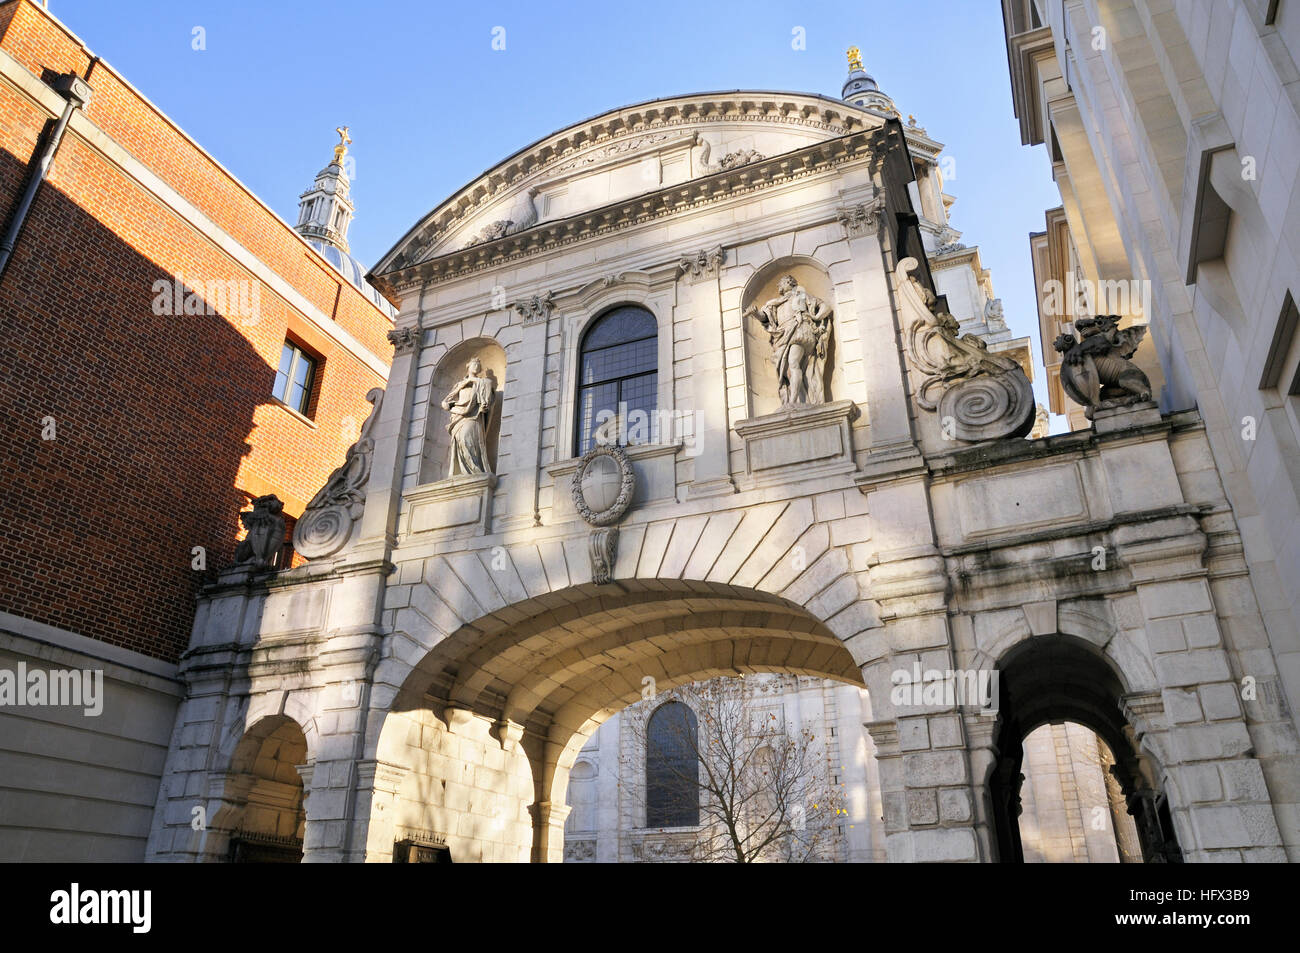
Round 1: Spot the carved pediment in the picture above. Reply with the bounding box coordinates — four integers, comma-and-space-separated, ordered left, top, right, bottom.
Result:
374, 92, 888, 277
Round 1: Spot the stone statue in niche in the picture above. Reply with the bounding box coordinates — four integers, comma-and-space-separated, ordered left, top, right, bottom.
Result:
441, 357, 497, 476
1053, 315, 1151, 420
232, 494, 285, 570
748, 275, 833, 407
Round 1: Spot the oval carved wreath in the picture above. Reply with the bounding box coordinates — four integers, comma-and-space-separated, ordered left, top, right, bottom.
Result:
571, 443, 636, 527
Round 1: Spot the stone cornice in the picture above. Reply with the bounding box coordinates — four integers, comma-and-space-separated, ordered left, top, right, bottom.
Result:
374, 127, 885, 293
373, 91, 885, 276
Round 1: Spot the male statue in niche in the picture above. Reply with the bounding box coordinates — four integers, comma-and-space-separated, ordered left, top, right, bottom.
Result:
749, 274, 833, 407
441, 357, 496, 475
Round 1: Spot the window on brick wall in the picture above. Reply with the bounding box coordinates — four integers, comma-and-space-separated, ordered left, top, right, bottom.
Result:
273, 340, 319, 417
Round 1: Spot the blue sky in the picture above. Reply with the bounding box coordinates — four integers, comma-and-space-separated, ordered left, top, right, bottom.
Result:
48, 0, 1063, 413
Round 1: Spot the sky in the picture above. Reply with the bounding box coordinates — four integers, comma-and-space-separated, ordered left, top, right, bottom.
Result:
46, 0, 1064, 416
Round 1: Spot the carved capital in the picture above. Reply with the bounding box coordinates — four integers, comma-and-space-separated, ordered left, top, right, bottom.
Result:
677, 245, 724, 282
511, 290, 555, 327
837, 192, 887, 236
496, 719, 526, 752
355, 759, 410, 795
386, 326, 421, 355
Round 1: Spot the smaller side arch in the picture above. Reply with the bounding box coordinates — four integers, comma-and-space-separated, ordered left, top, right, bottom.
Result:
987, 634, 1182, 863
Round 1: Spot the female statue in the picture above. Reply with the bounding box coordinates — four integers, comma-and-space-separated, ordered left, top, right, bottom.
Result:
441, 357, 497, 475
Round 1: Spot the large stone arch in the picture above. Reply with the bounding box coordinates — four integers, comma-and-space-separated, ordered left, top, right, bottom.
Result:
364, 502, 879, 862
371, 497, 880, 714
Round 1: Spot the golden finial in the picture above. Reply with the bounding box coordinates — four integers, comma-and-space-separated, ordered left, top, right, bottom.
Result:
333, 125, 351, 163
847, 46, 863, 72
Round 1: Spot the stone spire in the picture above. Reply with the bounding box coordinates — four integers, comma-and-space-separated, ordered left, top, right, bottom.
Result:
295, 126, 355, 254
841, 47, 898, 118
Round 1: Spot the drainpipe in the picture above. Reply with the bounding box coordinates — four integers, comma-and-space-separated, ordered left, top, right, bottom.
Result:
0, 70, 93, 282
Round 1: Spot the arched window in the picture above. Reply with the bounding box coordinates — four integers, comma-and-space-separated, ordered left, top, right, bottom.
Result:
645, 701, 698, 828
575, 305, 657, 455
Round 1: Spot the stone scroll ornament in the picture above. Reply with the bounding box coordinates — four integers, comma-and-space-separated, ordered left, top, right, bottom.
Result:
896, 257, 1035, 441
571, 442, 636, 584
1053, 315, 1151, 420
293, 387, 385, 560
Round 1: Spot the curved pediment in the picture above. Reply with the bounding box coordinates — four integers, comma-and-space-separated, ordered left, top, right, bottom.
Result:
372, 91, 884, 278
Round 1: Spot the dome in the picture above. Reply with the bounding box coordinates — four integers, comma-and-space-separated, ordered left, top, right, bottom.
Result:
307, 238, 397, 317
842, 70, 879, 100
841, 46, 898, 119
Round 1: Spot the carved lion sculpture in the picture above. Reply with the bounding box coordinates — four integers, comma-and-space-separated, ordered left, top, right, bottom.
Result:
1053, 314, 1151, 420
232, 495, 285, 570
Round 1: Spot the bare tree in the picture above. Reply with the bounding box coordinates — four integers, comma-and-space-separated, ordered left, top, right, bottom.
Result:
621, 676, 846, 863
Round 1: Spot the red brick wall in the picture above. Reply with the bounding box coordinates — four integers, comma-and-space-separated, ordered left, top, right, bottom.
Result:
0, 1, 394, 354
0, 1, 392, 662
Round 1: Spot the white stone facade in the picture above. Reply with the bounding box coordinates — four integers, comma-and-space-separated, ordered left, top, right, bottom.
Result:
1004, 0, 1300, 771
142, 83, 1298, 863
563, 674, 883, 863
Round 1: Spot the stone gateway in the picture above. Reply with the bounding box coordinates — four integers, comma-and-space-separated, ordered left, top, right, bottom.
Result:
144, 54, 1299, 864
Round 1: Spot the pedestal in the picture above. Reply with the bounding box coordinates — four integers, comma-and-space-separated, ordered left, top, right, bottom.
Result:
732, 399, 859, 490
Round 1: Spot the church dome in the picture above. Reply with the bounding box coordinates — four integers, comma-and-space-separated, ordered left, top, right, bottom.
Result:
293, 127, 397, 317
306, 237, 397, 316
841, 47, 898, 118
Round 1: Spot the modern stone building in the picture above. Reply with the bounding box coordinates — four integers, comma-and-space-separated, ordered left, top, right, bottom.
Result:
138, 36, 1300, 862
1003, 0, 1300, 732
0, 0, 394, 861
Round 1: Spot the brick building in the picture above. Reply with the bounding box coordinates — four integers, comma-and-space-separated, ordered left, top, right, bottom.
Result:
0, 0, 395, 860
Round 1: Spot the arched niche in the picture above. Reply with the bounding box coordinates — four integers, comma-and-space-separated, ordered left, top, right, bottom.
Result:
420, 338, 506, 484
740, 256, 840, 417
